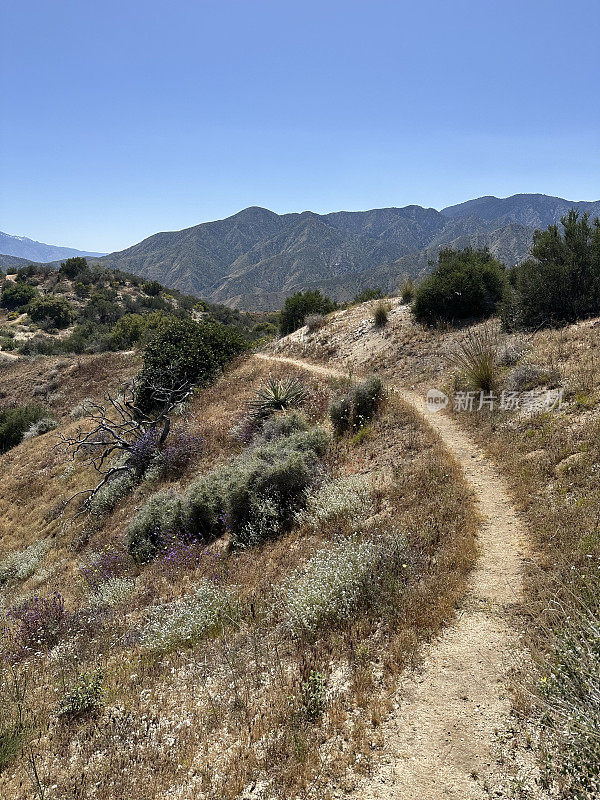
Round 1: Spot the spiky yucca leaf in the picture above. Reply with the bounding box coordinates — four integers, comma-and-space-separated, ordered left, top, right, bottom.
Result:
449, 325, 499, 392
249, 377, 307, 419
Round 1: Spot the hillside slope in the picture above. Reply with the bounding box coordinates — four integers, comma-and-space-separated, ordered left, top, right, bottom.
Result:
0, 341, 477, 800
4, 295, 600, 797
0, 260, 267, 359
0, 253, 32, 270
270, 300, 600, 797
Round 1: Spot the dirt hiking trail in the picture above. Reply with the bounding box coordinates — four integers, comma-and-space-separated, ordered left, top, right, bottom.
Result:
256, 353, 527, 799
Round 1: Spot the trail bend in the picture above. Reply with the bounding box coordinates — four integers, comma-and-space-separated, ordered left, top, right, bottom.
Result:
255, 352, 527, 799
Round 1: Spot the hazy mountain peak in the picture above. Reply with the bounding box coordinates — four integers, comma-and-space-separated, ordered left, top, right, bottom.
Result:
0, 231, 105, 263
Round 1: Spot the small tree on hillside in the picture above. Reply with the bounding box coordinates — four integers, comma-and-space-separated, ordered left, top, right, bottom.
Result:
412, 248, 506, 325
27, 296, 74, 328
279, 290, 336, 336
502, 211, 600, 330
59, 257, 88, 280
143, 280, 162, 296
136, 317, 247, 411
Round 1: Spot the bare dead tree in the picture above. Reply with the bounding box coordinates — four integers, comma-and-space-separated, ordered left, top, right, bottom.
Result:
57, 378, 192, 518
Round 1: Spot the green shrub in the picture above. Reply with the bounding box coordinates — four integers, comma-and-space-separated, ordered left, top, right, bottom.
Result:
88, 471, 135, 517
127, 428, 329, 560
15, 264, 41, 282
181, 472, 230, 542
226, 444, 317, 547
0, 282, 37, 310
351, 376, 383, 429
59, 256, 88, 280
127, 491, 186, 563
73, 282, 90, 298
250, 320, 277, 341
373, 301, 389, 327
27, 296, 74, 328
259, 411, 309, 442
143, 280, 162, 296
80, 291, 122, 325
412, 248, 506, 324
0, 337, 15, 351
105, 311, 168, 350
57, 670, 104, 718
279, 290, 336, 336
209, 429, 327, 548
136, 317, 247, 411
501, 211, 600, 330
296, 671, 328, 721
330, 377, 383, 435
329, 396, 352, 436
0, 405, 47, 454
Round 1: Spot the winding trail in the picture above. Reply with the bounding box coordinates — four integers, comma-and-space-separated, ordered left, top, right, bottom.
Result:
255, 353, 527, 799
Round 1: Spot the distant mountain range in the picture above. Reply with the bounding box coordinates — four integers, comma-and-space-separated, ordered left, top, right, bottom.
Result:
2, 194, 599, 310
0, 231, 105, 263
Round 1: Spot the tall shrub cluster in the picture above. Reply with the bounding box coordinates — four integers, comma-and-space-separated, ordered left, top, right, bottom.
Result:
279, 290, 336, 336
135, 317, 247, 410
412, 248, 506, 324
127, 426, 329, 562
501, 211, 600, 329
329, 376, 383, 435
27, 296, 74, 328
0, 282, 38, 310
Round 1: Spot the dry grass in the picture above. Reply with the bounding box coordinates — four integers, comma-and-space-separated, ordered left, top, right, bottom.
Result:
0, 350, 141, 415
0, 354, 476, 800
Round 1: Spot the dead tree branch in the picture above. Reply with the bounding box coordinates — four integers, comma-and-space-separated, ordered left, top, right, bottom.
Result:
57, 378, 192, 518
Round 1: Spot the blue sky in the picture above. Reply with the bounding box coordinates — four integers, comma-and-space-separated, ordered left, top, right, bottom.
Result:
1, 0, 598, 252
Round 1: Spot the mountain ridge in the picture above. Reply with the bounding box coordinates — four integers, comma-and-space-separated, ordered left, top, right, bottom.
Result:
5, 194, 600, 310
97, 193, 600, 309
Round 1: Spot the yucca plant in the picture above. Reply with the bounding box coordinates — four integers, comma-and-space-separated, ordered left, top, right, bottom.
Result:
449, 325, 499, 392
249, 377, 307, 419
